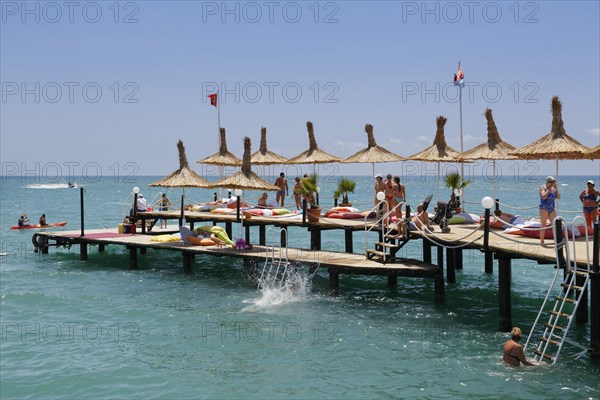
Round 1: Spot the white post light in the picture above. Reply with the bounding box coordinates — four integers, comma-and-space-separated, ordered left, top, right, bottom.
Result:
376, 191, 385, 201
481, 196, 494, 210
132, 187, 140, 194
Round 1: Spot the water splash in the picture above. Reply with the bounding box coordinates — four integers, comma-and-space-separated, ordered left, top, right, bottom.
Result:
242, 266, 315, 311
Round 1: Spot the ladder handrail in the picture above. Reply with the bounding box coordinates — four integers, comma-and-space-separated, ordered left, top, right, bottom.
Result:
364, 201, 404, 261
526, 216, 594, 364
258, 227, 289, 290
525, 218, 566, 354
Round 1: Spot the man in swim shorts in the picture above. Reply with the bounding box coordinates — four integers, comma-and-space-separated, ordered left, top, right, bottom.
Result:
274, 172, 288, 207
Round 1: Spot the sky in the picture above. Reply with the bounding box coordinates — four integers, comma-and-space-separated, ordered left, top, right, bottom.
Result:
1, 0, 599, 183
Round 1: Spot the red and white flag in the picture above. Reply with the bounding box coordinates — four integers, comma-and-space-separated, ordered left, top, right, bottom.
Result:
453, 64, 464, 87
208, 93, 218, 107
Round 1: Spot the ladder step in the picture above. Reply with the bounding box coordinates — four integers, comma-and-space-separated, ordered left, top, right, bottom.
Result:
550, 310, 571, 319
567, 269, 588, 277
561, 283, 584, 291
544, 323, 564, 332
366, 249, 386, 257
554, 296, 576, 304
533, 349, 554, 360
374, 242, 399, 248
540, 337, 561, 346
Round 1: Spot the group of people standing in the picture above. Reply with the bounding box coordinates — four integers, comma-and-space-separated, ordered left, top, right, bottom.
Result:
374, 174, 406, 220
539, 177, 599, 244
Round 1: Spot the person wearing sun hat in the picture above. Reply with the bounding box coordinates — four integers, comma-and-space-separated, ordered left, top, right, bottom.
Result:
580, 180, 600, 228
538, 176, 560, 245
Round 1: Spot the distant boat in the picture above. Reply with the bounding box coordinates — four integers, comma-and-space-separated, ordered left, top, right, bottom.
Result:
9, 221, 68, 230
68, 182, 75, 188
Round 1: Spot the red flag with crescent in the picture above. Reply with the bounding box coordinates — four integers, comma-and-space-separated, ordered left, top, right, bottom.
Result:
208, 93, 217, 107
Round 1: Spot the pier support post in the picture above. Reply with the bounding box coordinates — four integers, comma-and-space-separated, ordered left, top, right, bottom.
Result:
79, 243, 87, 261
590, 222, 599, 359
259, 225, 266, 245
455, 248, 463, 270
498, 255, 512, 332
245, 225, 251, 243
129, 247, 137, 269
434, 246, 444, 301
140, 247, 147, 255
310, 229, 321, 251
225, 222, 232, 240
98, 244, 105, 252
183, 252, 192, 274
483, 207, 493, 273
329, 271, 339, 296
280, 228, 287, 248
344, 229, 353, 253
590, 271, 600, 359
423, 238, 431, 264
446, 248, 456, 284
576, 276, 588, 324
388, 275, 397, 288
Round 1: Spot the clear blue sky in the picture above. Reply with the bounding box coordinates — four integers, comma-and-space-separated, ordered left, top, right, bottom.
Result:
1, 0, 598, 181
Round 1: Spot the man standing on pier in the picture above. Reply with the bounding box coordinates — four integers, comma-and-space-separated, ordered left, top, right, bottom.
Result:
274, 172, 288, 207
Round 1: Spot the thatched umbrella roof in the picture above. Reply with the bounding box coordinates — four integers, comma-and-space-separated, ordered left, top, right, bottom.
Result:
196, 127, 242, 166
208, 137, 279, 191
149, 140, 210, 188
343, 124, 405, 164
286, 121, 341, 164
250, 127, 288, 165
460, 109, 517, 161
408, 116, 462, 162
510, 96, 590, 160
585, 144, 600, 160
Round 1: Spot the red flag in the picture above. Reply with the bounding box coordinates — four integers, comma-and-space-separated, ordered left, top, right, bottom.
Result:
453, 64, 464, 87
208, 93, 217, 107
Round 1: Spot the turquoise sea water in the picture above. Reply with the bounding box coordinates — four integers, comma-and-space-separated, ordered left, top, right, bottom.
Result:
1, 174, 599, 399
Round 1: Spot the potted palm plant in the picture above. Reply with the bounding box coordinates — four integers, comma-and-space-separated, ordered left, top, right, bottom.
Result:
444, 172, 470, 213
334, 177, 356, 207
298, 174, 321, 222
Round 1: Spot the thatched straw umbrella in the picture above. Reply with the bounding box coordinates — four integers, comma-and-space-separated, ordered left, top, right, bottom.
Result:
459, 109, 517, 199
150, 140, 210, 226
286, 121, 341, 164
408, 116, 464, 202
585, 144, 599, 160
342, 123, 405, 177
197, 127, 242, 166
209, 137, 279, 192
250, 127, 288, 179
510, 96, 591, 180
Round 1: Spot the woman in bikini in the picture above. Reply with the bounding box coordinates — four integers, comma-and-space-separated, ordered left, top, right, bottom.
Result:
539, 176, 560, 244
292, 177, 302, 210
384, 174, 396, 218
580, 180, 599, 228
392, 176, 406, 220
503, 327, 536, 367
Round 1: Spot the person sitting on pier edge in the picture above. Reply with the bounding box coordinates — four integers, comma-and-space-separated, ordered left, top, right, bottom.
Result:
18, 214, 30, 227
502, 327, 537, 367
136, 194, 148, 212
258, 192, 269, 208
39, 214, 47, 226
580, 180, 599, 228
193, 226, 234, 246
411, 204, 429, 230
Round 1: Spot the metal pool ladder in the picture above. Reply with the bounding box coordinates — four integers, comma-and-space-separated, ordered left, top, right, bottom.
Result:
525, 217, 591, 364
257, 227, 290, 290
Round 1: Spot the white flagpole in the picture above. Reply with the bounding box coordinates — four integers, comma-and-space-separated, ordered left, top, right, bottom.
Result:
217, 90, 223, 200
458, 62, 465, 212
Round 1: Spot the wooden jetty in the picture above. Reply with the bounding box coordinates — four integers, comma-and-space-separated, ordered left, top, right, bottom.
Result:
33, 202, 600, 359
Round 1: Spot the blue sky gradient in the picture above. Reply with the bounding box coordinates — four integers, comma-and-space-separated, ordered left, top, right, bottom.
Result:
1, 1, 598, 180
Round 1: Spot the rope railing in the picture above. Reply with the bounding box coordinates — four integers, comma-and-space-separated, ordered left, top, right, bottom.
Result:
496, 201, 539, 211
411, 222, 485, 249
